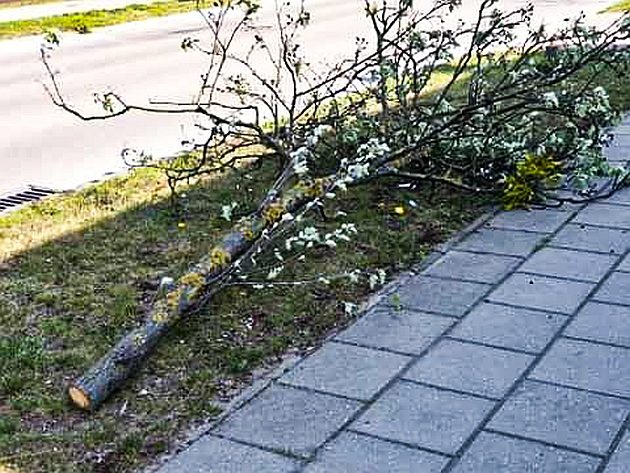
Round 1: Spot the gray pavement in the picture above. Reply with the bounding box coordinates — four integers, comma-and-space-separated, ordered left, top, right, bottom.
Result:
155, 117, 630, 472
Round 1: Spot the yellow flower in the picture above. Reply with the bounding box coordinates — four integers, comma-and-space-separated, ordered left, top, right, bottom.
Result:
177, 222, 186, 229
394, 206, 405, 216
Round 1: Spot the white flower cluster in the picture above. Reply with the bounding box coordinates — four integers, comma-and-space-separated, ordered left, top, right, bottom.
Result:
291, 146, 311, 176
435, 99, 454, 114
357, 138, 391, 161
307, 124, 334, 146
290, 124, 334, 177
575, 87, 612, 119
334, 138, 391, 190
508, 66, 537, 84
541, 91, 559, 108
284, 223, 358, 251
220, 201, 238, 221
368, 269, 387, 290
267, 265, 284, 280
344, 268, 386, 289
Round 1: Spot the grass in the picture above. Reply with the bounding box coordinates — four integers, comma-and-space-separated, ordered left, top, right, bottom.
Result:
607, 0, 630, 12
0, 0, 63, 8
0, 0, 207, 39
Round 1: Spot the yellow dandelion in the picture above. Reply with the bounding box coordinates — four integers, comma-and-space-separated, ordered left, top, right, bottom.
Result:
394, 206, 405, 216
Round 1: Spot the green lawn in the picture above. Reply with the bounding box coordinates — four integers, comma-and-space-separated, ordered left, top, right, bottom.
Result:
607, 0, 630, 12
0, 1, 206, 39
0, 0, 64, 8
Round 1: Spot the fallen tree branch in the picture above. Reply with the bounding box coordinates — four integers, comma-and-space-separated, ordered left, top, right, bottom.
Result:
55, 0, 630, 411
68, 174, 333, 410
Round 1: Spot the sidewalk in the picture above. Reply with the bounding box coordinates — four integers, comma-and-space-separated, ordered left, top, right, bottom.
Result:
0, 0, 160, 22
154, 120, 630, 472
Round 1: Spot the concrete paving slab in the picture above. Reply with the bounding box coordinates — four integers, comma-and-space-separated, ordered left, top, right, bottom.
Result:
303, 432, 449, 473
215, 385, 362, 457
604, 430, 630, 473
488, 381, 629, 455
485, 208, 574, 233
617, 253, 630, 272
156, 436, 300, 473
335, 307, 454, 355
387, 275, 491, 317
456, 228, 546, 257
424, 250, 521, 283
530, 338, 630, 399
351, 381, 495, 454
280, 342, 409, 401
550, 223, 629, 254
594, 272, 630, 306
487, 273, 595, 315
573, 204, 630, 230
451, 303, 567, 353
518, 247, 618, 282
450, 431, 600, 473
603, 145, 630, 161
565, 302, 630, 348
602, 185, 630, 206
404, 339, 533, 399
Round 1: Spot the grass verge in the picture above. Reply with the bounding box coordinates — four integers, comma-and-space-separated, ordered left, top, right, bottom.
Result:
0, 0, 204, 39
607, 0, 630, 12
0, 0, 63, 8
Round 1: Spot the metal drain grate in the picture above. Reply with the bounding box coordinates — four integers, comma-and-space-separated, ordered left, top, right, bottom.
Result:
0, 186, 58, 214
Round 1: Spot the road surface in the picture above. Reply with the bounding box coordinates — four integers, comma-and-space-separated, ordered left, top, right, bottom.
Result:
0, 0, 618, 194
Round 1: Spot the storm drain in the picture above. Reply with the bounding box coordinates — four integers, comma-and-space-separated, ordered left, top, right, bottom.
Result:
0, 186, 58, 214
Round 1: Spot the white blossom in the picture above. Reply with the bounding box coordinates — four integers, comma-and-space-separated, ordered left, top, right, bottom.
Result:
291, 146, 311, 176
357, 138, 391, 161
267, 265, 284, 280
368, 273, 379, 290
343, 302, 358, 317
347, 163, 371, 180
347, 270, 361, 284
542, 91, 559, 108
220, 202, 238, 221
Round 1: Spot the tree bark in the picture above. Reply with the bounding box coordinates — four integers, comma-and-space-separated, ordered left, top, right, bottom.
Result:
68, 176, 333, 410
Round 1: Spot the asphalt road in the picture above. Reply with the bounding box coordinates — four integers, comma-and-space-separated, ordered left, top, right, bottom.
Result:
0, 0, 617, 194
